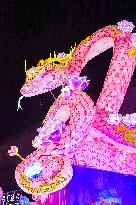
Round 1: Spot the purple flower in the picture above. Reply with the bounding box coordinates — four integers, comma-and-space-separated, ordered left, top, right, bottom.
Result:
81, 81, 89, 90
65, 79, 70, 86
48, 130, 61, 142
71, 77, 81, 88
117, 20, 135, 33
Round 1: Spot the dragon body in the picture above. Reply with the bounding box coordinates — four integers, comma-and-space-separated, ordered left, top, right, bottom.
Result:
11, 20, 136, 200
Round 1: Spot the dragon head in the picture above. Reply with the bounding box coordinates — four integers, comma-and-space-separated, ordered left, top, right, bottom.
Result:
20, 45, 77, 97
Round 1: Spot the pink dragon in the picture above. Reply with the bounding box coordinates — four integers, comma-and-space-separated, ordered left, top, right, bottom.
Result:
9, 20, 136, 201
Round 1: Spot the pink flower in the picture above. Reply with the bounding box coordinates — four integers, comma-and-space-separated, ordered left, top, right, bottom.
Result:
8, 146, 18, 156
117, 20, 135, 33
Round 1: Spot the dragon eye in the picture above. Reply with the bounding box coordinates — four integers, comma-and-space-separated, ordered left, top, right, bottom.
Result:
54, 61, 60, 64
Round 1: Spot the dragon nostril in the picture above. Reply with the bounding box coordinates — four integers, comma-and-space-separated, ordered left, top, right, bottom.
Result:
65, 117, 70, 126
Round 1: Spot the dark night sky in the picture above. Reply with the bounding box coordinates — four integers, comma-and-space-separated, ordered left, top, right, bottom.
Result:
0, 0, 136, 191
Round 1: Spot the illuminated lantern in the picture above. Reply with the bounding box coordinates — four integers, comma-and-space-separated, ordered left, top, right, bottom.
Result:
9, 20, 136, 200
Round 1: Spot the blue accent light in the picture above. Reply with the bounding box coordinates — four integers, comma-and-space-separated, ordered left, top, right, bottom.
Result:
25, 163, 43, 179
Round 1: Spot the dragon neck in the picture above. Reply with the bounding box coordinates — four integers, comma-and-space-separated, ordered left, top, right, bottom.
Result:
69, 25, 136, 113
